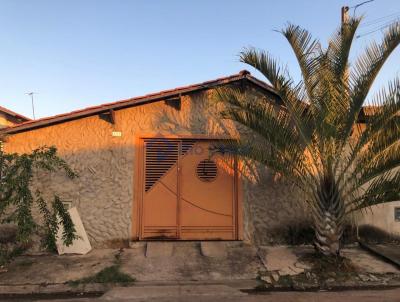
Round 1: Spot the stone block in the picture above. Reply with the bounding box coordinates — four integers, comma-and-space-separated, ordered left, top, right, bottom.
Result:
261, 275, 273, 284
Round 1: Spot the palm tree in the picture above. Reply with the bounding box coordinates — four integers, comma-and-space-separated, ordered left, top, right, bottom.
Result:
218, 18, 400, 256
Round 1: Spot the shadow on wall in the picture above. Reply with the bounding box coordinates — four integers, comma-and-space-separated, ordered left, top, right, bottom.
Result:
24, 145, 136, 249
358, 225, 400, 244
267, 223, 400, 246
267, 222, 359, 246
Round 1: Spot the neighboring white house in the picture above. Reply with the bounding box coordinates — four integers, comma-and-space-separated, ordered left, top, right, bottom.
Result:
0, 105, 30, 128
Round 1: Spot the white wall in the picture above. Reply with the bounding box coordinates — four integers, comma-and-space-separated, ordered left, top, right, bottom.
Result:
357, 201, 400, 237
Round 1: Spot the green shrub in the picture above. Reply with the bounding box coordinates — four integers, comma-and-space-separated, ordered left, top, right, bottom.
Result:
0, 146, 78, 258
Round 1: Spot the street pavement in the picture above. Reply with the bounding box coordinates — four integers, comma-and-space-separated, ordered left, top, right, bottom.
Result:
2, 287, 400, 302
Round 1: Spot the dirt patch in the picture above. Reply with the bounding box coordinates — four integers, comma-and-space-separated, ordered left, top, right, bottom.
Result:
300, 253, 356, 278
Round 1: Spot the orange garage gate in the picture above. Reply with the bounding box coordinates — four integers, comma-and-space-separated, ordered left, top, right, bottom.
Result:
138, 138, 240, 240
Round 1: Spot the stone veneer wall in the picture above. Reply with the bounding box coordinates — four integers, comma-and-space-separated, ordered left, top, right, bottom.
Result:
4, 89, 309, 247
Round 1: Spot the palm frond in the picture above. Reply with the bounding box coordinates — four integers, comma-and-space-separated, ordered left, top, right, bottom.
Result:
281, 24, 320, 99
338, 78, 400, 183
240, 48, 324, 173
216, 87, 319, 187
347, 171, 400, 212
345, 22, 400, 138
328, 17, 362, 79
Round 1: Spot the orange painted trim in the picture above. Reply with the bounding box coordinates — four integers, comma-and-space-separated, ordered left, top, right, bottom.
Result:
176, 141, 182, 238
137, 133, 239, 140
236, 158, 244, 240
131, 136, 144, 240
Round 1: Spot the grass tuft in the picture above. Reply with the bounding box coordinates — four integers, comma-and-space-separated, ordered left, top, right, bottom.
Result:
68, 264, 135, 286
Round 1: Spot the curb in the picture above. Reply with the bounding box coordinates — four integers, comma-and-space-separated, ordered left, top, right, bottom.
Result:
0, 283, 108, 299
247, 279, 400, 293
0, 280, 259, 298
1, 279, 400, 298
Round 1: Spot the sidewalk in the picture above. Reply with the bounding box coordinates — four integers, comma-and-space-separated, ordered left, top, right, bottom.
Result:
0, 242, 399, 298
359, 241, 400, 267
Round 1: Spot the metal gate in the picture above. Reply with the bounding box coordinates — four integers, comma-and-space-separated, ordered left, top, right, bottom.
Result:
140, 138, 238, 240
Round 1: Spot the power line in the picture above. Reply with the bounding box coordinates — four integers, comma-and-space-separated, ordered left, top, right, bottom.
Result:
362, 18, 400, 32
360, 11, 400, 27
350, 0, 375, 16
356, 20, 399, 38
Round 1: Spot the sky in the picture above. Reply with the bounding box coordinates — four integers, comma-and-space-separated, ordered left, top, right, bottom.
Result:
0, 0, 399, 119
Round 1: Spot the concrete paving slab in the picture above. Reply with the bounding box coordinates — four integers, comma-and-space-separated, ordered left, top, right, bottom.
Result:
200, 242, 228, 258
260, 246, 309, 276
342, 247, 400, 274
145, 242, 174, 257
101, 285, 246, 300
263, 246, 298, 271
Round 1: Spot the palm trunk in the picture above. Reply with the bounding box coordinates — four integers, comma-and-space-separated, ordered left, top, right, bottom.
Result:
313, 176, 345, 256
314, 210, 344, 256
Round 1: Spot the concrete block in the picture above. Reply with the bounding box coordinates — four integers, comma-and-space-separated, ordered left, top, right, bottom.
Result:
56, 207, 92, 255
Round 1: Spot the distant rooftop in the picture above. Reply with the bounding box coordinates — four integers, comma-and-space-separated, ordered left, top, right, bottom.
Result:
0, 105, 31, 123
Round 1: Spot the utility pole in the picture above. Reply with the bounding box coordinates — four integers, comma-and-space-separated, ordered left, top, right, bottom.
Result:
26, 92, 36, 120
341, 6, 350, 31
341, 6, 350, 94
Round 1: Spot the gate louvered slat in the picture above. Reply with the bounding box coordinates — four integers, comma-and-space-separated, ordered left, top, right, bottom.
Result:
144, 139, 204, 192
181, 139, 196, 155
144, 139, 179, 192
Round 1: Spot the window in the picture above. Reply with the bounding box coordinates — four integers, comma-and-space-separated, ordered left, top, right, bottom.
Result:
395, 207, 400, 222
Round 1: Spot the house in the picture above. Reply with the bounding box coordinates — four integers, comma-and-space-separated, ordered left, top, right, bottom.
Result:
0, 106, 30, 128
1, 71, 398, 247
1, 71, 308, 247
